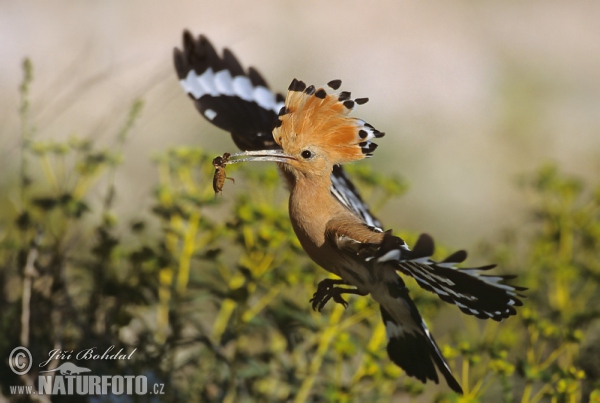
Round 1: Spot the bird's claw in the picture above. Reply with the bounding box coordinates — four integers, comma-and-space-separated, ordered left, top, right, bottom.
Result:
310, 279, 349, 312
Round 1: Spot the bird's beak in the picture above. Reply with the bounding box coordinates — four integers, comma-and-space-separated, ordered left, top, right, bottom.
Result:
224, 149, 296, 165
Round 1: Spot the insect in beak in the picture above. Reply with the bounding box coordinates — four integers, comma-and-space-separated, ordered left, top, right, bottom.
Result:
212, 150, 295, 196
212, 152, 235, 196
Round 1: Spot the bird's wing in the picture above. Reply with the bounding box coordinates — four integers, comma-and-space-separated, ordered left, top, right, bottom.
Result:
379, 232, 526, 321
173, 31, 284, 150
173, 31, 382, 228
327, 221, 526, 321
330, 165, 382, 229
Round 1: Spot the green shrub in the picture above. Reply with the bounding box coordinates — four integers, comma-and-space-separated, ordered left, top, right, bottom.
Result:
1, 59, 598, 403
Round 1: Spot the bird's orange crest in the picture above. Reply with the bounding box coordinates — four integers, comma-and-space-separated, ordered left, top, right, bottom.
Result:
273, 79, 384, 164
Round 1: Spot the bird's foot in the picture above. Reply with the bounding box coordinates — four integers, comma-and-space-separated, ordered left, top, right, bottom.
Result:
310, 279, 367, 312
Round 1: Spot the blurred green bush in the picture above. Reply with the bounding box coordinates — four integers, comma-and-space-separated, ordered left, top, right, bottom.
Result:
1, 60, 599, 403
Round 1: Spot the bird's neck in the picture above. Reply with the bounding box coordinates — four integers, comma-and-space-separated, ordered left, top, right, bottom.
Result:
288, 173, 340, 249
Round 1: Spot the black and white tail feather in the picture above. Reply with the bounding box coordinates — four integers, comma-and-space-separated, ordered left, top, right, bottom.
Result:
173, 31, 382, 229
378, 278, 463, 394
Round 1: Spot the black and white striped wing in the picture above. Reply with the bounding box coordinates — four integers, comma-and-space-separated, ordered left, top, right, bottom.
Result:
373, 232, 526, 321
174, 31, 284, 151
174, 31, 382, 228
331, 165, 383, 229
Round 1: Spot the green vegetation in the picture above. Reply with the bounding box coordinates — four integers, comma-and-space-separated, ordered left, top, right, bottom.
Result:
1, 60, 599, 402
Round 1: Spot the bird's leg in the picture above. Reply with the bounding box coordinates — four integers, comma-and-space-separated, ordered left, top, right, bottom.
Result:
310, 278, 367, 311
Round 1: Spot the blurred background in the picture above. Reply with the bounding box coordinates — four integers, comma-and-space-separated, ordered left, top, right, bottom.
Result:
1, 2, 599, 402
1, 1, 599, 248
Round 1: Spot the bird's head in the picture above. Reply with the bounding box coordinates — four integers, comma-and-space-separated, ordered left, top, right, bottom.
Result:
225, 78, 384, 180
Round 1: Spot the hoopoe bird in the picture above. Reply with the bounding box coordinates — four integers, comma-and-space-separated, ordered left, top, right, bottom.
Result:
174, 32, 525, 394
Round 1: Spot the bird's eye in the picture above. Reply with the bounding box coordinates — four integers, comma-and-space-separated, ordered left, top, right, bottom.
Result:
301, 150, 313, 159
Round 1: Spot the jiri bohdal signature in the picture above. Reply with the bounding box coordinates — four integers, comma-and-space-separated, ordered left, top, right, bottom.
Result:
39, 346, 136, 368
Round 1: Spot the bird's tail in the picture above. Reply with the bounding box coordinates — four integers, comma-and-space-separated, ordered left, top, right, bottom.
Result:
376, 277, 463, 394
